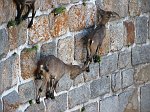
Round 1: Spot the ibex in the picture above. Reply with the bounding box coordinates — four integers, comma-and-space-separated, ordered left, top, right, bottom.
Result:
34, 55, 89, 104
85, 8, 119, 69
13, 0, 36, 28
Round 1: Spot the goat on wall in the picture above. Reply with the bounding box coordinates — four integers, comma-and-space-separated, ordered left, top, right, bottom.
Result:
13, 0, 36, 28
34, 55, 89, 104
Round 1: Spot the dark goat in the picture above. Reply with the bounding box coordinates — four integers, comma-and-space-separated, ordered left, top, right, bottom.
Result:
13, 0, 36, 28
34, 55, 89, 104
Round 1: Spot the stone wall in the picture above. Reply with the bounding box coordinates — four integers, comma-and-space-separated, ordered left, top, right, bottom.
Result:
0, 0, 150, 112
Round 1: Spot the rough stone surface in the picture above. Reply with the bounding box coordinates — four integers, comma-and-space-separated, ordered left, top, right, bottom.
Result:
57, 36, 74, 64
128, 0, 140, 16
100, 53, 118, 75
39, 0, 54, 11
0, 99, 2, 112
49, 11, 68, 37
70, 0, 80, 3
68, 85, 90, 109
73, 73, 84, 86
45, 93, 67, 112
124, 21, 135, 46
0, 28, 9, 59
40, 41, 57, 58
118, 50, 132, 69
140, 0, 150, 13
122, 69, 134, 89
135, 16, 148, 44
68, 3, 96, 31
0, 54, 19, 94
84, 102, 98, 112
56, 74, 73, 93
84, 63, 99, 82
132, 45, 150, 66
111, 72, 121, 92
20, 48, 38, 80
28, 16, 51, 44
90, 76, 110, 99
18, 81, 35, 104
3, 91, 20, 112
57, 0, 70, 5
100, 96, 118, 112
25, 101, 45, 112
140, 84, 150, 112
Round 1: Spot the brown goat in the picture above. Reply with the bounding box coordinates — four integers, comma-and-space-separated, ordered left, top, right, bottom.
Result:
85, 8, 119, 67
34, 55, 89, 104
13, 0, 36, 28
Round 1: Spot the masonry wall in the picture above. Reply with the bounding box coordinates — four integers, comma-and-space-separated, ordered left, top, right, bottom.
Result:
0, 0, 150, 112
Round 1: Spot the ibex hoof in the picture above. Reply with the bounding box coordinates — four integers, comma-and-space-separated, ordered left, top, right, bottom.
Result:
50, 93, 55, 99
36, 99, 40, 104
46, 91, 51, 99
86, 67, 90, 72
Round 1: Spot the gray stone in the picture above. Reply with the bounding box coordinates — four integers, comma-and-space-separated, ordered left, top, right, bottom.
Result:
40, 41, 57, 58
73, 73, 84, 86
122, 69, 134, 88
140, 0, 150, 13
100, 53, 118, 75
45, 93, 67, 112
0, 28, 9, 59
84, 63, 99, 82
18, 81, 35, 104
68, 85, 90, 109
135, 16, 148, 44
3, 91, 20, 112
100, 96, 118, 112
118, 50, 132, 69
90, 76, 110, 99
56, 74, 73, 93
0, 99, 2, 112
140, 84, 150, 112
0, 54, 19, 94
111, 72, 121, 92
25, 101, 45, 112
132, 45, 150, 66
84, 102, 98, 112
70, 0, 80, 3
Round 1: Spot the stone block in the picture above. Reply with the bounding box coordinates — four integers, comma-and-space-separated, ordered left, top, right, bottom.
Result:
111, 72, 121, 92
25, 101, 45, 112
57, 36, 74, 64
118, 49, 132, 69
122, 69, 134, 88
56, 74, 73, 93
0, 54, 19, 94
73, 73, 84, 86
70, 0, 80, 3
132, 45, 150, 66
40, 41, 57, 58
20, 48, 38, 80
68, 3, 96, 31
39, 0, 54, 11
57, 0, 70, 4
45, 93, 67, 112
0, 100, 2, 112
124, 21, 135, 46
100, 53, 118, 75
28, 16, 51, 44
100, 96, 118, 112
135, 16, 148, 44
3, 91, 20, 112
140, 0, 150, 13
128, 0, 140, 17
84, 63, 99, 82
68, 85, 90, 109
140, 84, 150, 112
49, 11, 68, 37
84, 102, 98, 112
90, 76, 110, 99
18, 81, 35, 104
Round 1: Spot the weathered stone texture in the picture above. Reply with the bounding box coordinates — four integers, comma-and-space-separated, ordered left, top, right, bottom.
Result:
140, 84, 150, 112
73, 73, 84, 86
45, 93, 67, 112
18, 81, 35, 104
25, 101, 45, 112
49, 12, 68, 37
0, 54, 19, 94
29, 16, 51, 44
40, 41, 57, 58
39, 0, 54, 11
56, 74, 73, 93
135, 16, 148, 44
57, 0, 70, 4
84, 102, 98, 112
128, 0, 140, 17
140, 0, 150, 13
68, 85, 90, 109
111, 72, 121, 92
20, 48, 38, 79
90, 76, 110, 99
100, 53, 118, 75
57, 36, 74, 64
69, 3, 96, 31
3, 91, 20, 112
0, 99, 2, 112
132, 45, 150, 66
70, 0, 80, 3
